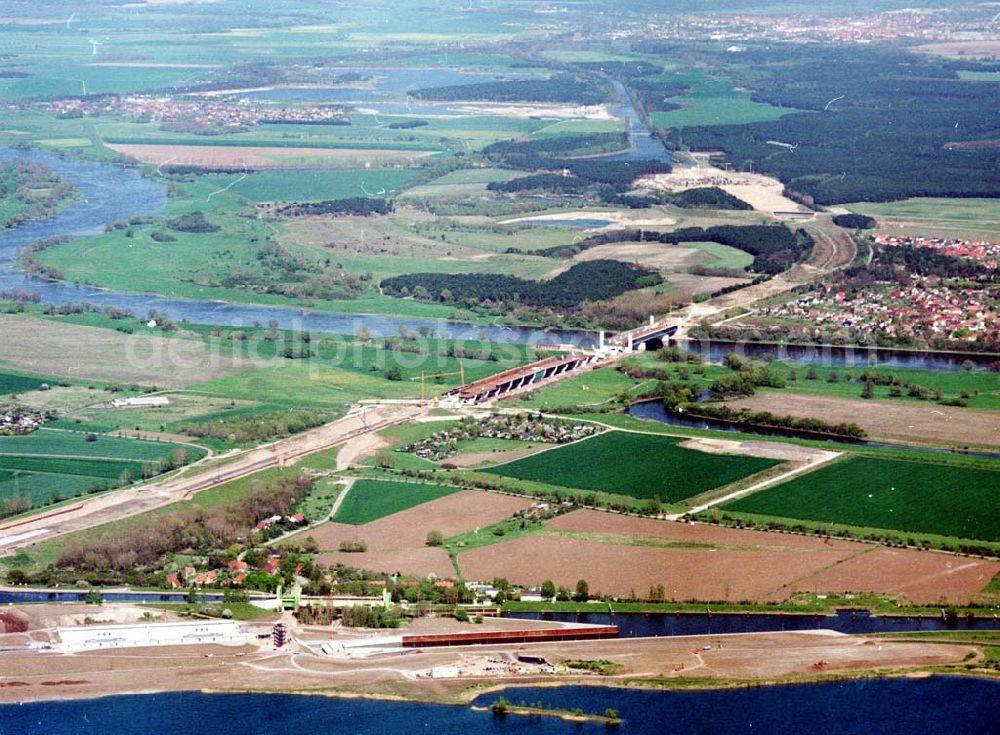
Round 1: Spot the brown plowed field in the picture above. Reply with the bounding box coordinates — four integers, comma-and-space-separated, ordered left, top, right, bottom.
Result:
107, 143, 435, 169
312, 490, 534, 577
786, 547, 1000, 605
457, 509, 998, 604
727, 393, 1000, 448
547, 509, 858, 549
458, 534, 855, 600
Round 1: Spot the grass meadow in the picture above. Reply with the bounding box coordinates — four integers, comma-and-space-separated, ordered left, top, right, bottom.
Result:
0, 428, 203, 507
725, 456, 1000, 541
483, 430, 781, 502
331, 478, 459, 525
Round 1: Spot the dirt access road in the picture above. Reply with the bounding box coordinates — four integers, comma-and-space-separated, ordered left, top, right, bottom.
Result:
0, 402, 427, 553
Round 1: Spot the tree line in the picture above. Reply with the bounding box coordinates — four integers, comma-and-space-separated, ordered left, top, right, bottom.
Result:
380, 259, 662, 310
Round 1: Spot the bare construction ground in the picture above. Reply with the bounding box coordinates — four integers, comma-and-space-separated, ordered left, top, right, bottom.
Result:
313, 490, 534, 577
727, 393, 1000, 449
455, 509, 999, 604
0, 626, 976, 705
637, 162, 806, 215
0, 315, 261, 387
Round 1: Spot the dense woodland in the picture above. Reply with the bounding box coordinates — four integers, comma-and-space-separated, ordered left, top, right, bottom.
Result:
268, 197, 392, 218
529, 224, 810, 275
411, 74, 611, 105
656, 45, 1000, 203
380, 259, 661, 310
483, 132, 630, 161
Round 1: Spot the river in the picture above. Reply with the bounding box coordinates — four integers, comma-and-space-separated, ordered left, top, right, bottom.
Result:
1, 148, 993, 370
2, 679, 999, 734
506, 609, 1000, 637
0, 147, 591, 346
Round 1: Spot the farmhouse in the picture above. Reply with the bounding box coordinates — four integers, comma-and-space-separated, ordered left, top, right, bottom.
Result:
109, 396, 171, 409
56, 620, 251, 652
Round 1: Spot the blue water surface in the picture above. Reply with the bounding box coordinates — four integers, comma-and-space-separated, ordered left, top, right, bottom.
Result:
1, 679, 999, 735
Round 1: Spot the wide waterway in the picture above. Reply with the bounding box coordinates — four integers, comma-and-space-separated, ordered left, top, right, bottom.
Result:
2, 679, 999, 734
0, 147, 590, 346
507, 609, 1000, 637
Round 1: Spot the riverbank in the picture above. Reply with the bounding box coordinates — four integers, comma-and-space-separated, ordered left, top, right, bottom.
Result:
0, 625, 988, 706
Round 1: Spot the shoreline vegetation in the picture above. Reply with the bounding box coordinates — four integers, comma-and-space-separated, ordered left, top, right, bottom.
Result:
0, 158, 81, 230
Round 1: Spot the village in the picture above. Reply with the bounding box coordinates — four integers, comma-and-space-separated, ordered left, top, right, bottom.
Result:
755, 233, 1000, 347
35, 95, 349, 134
0, 407, 49, 436
401, 415, 602, 462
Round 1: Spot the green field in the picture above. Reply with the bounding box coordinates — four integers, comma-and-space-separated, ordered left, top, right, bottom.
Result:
331, 479, 459, 525
762, 362, 1000, 410
725, 456, 1000, 541
650, 70, 805, 130
0, 428, 201, 462
203, 169, 423, 203
0, 428, 203, 508
0, 372, 48, 396
483, 430, 781, 502
845, 197, 1000, 240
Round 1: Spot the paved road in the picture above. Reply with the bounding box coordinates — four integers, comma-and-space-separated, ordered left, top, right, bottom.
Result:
0, 402, 426, 553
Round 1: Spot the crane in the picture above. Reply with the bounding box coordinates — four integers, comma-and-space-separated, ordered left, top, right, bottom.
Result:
410, 362, 465, 401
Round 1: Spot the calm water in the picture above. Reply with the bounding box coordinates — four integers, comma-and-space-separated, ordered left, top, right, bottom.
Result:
607, 80, 672, 162
506, 609, 1000, 637
2, 680, 999, 734
0, 589, 228, 604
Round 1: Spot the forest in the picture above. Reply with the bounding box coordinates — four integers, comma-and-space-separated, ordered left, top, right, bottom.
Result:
662, 45, 1000, 204
482, 132, 630, 161
486, 157, 672, 199
532, 224, 809, 275
411, 74, 611, 105
268, 197, 392, 218
380, 259, 661, 310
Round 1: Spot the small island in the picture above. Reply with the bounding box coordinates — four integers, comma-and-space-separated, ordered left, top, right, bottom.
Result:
0, 157, 79, 229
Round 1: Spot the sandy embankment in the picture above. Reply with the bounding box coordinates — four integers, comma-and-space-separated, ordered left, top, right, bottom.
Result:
0, 623, 978, 705
637, 159, 808, 215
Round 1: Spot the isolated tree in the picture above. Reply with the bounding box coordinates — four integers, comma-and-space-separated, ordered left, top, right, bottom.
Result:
426, 530, 444, 547
540, 579, 556, 600
574, 578, 589, 602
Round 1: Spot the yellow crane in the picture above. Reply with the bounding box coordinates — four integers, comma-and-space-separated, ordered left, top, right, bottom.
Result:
410, 362, 466, 401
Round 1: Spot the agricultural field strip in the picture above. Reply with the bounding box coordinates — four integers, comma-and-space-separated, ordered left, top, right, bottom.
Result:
723, 455, 1000, 541
675, 449, 842, 518
481, 430, 782, 502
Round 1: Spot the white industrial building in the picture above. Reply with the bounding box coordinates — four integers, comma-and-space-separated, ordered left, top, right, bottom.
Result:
57, 620, 251, 652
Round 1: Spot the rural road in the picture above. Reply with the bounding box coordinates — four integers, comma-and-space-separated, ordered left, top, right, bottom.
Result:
0, 402, 427, 554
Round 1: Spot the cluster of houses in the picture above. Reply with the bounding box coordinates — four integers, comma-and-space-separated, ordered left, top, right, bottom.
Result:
39, 95, 347, 132
0, 408, 46, 436
872, 234, 1000, 268
255, 513, 306, 532
608, 8, 971, 44
761, 281, 997, 344
164, 542, 306, 589
402, 415, 601, 462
